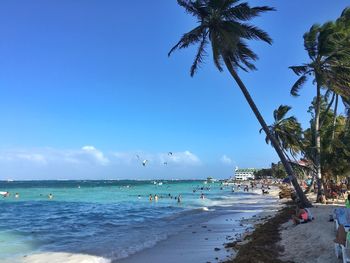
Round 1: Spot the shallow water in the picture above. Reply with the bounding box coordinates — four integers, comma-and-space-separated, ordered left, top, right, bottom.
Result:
0, 180, 276, 262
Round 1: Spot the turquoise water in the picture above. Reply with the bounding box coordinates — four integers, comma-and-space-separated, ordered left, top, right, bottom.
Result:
0, 180, 275, 262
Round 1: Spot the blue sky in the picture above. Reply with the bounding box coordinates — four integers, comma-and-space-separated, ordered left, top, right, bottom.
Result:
0, 0, 348, 180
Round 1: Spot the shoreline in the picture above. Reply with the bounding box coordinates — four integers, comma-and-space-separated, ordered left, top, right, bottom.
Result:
6, 185, 283, 263
117, 187, 282, 263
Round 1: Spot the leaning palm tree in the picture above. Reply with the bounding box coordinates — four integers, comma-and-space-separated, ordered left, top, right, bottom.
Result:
168, 0, 311, 206
289, 17, 350, 202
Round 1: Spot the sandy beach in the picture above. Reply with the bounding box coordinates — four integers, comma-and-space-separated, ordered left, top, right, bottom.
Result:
224, 188, 348, 263
278, 204, 339, 263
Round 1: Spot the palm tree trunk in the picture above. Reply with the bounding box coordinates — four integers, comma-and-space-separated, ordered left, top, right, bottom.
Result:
331, 95, 339, 140
224, 59, 311, 207
320, 92, 335, 128
315, 84, 324, 202
304, 172, 315, 194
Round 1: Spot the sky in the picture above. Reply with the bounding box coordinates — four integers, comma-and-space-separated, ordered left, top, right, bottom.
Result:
0, 0, 348, 180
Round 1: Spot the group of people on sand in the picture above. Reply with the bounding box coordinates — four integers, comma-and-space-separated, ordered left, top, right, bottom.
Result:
322, 180, 349, 201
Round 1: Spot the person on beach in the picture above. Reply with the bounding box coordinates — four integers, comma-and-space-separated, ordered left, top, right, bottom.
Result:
346, 194, 350, 208
292, 206, 309, 225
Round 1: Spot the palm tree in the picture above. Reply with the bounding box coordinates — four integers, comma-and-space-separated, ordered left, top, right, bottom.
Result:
262, 105, 315, 192
261, 105, 303, 160
168, 0, 311, 206
289, 14, 350, 202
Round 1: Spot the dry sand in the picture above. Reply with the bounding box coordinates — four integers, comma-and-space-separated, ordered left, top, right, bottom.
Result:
278, 204, 341, 263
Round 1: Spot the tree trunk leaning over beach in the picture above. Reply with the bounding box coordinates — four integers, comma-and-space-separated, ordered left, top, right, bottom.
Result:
168, 0, 312, 207
224, 61, 311, 207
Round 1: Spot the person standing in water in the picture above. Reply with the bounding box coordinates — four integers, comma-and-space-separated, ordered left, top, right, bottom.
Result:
149, 194, 153, 201
154, 194, 158, 201
177, 194, 182, 203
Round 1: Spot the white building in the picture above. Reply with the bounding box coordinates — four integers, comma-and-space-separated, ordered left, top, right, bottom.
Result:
234, 168, 258, 181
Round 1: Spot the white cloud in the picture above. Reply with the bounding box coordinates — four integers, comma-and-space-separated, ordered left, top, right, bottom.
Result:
81, 146, 109, 166
220, 155, 232, 165
0, 146, 110, 166
0, 147, 203, 179
0, 151, 47, 164
163, 151, 201, 165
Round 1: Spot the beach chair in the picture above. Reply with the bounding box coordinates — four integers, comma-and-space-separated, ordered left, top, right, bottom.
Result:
341, 243, 350, 263
335, 224, 347, 259
334, 208, 350, 232
334, 223, 350, 263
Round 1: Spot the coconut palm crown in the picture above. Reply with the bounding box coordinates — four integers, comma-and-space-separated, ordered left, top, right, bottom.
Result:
261, 105, 303, 158
168, 0, 275, 76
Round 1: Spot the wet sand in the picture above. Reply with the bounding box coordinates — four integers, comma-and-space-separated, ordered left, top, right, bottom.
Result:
118, 188, 282, 263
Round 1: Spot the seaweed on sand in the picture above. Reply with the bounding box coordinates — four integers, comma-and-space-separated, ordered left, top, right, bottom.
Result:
225, 204, 295, 263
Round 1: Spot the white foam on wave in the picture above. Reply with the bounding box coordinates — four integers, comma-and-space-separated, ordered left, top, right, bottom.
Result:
201, 206, 215, 212
11, 252, 111, 263
108, 232, 169, 261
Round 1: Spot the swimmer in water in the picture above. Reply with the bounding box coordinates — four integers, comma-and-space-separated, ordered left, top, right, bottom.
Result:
200, 193, 205, 199
48, 193, 53, 199
15, 193, 19, 198
154, 194, 158, 201
177, 194, 182, 203
149, 194, 153, 201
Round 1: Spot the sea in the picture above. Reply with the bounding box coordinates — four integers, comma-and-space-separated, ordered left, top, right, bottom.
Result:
0, 180, 279, 262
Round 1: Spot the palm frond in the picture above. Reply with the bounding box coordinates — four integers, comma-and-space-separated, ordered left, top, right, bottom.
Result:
291, 75, 307, 96
190, 32, 209, 76
223, 3, 275, 21
235, 40, 258, 71
239, 23, 273, 44
168, 26, 205, 57
210, 32, 224, 71
274, 105, 292, 122
289, 65, 309, 76
177, 0, 206, 20
303, 24, 320, 59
